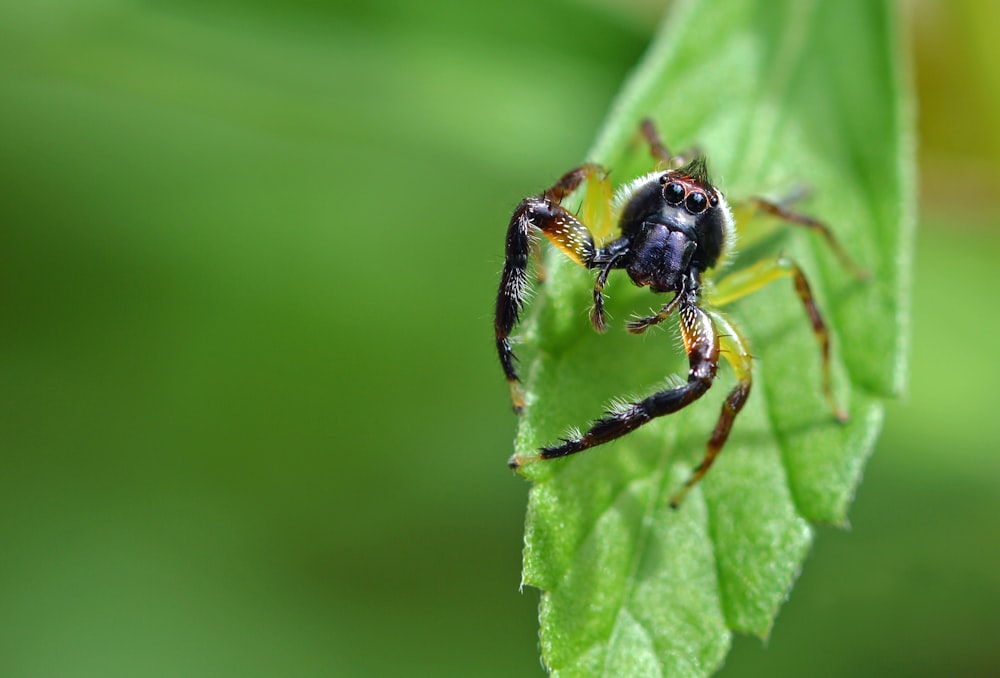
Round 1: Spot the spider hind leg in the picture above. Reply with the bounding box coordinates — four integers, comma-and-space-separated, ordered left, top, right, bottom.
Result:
744, 195, 869, 280
640, 117, 700, 169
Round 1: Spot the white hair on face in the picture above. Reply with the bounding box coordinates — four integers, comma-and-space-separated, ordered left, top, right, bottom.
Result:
610, 169, 738, 273
713, 189, 738, 269
612, 171, 664, 214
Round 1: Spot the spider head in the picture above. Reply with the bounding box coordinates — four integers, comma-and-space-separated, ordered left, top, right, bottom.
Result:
618, 157, 734, 292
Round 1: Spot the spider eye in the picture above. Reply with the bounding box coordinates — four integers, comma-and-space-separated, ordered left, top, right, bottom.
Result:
685, 191, 708, 214
663, 181, 685, 205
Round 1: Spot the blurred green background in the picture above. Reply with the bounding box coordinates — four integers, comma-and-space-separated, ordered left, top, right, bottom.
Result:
0, 1, 997, 676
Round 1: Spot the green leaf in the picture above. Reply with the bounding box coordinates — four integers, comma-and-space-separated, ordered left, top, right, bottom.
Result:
512, 0, 914, 674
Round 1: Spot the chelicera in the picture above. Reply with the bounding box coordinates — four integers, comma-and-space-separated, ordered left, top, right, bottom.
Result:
495, 119, 866, 507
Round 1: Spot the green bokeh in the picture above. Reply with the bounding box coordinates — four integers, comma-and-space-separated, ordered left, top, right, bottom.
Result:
0, 1, 996, 676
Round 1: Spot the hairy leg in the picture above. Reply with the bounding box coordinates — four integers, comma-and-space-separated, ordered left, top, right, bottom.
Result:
509, 301, 720, 468
669, 311, 753, 508
495, 164, 611, 411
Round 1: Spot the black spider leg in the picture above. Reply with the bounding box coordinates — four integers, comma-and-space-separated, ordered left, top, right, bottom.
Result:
640, 117, 700, 169
669, 310, 753, 508
496, 164, 618, 412
509, 300, 720, 468
744, 196, 869, 280
640, 118, 674, 165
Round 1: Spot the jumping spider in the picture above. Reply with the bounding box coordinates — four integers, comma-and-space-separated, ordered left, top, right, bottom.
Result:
495, 119, 865, 508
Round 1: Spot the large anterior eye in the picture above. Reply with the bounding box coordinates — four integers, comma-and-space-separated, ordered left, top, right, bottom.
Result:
685, 191, 708, 214
663, 181, 685, 205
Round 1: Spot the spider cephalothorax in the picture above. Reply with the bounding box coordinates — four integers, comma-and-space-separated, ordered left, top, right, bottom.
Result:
615, 157, 731, 295
495, 119, 863, 507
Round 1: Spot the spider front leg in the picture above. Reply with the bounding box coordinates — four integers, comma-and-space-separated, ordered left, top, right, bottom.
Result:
669, 311, 753, 508
495, 163, 616, 411
509, 301, 720, 469
711, 255, 848, 422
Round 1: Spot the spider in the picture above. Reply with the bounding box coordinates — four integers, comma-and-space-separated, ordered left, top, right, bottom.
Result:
495, 118, 866, 508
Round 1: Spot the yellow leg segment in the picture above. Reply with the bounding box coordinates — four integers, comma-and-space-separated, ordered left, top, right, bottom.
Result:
709, 255, 847, 423
669, 311, 753, 508
582, 167, 615, 245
